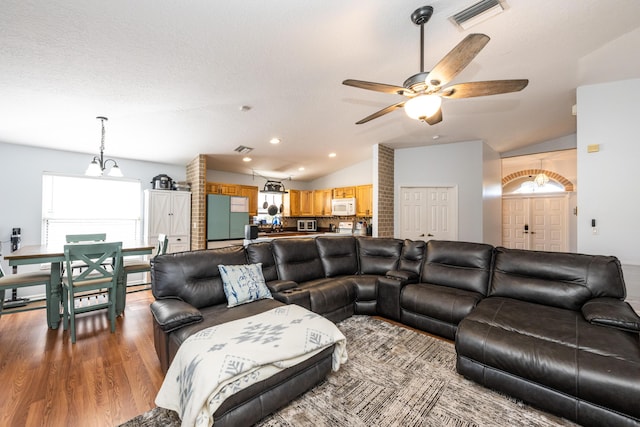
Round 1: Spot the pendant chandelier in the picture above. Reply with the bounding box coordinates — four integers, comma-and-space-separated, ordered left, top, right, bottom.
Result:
85, 116, 123, 177
534, 159, 548, 187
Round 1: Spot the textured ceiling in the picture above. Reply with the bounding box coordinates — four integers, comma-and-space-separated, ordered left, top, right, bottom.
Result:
1, 0, 639, 180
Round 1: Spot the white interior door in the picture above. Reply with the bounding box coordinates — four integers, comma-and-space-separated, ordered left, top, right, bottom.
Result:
503, 195, 568, 251
400, 187, 457, 241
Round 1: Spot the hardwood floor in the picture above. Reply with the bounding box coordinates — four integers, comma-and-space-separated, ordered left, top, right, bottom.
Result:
0, 290, 163, 427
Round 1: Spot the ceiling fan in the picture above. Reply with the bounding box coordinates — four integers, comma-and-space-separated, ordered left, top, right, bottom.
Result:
343, 5, 528, 125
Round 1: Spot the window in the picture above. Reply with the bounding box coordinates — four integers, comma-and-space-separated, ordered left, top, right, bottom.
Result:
42, 173, 142, 246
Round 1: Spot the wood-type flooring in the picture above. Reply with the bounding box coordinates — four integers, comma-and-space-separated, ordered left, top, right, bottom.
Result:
0, 290, 163, 427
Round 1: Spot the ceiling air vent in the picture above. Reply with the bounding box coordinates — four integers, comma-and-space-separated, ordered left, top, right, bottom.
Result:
234, 145, 253, 154
450, 0, 504, 30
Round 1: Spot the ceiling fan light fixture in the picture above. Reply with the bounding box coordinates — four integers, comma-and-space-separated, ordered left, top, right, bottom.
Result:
404, 95, 442, 121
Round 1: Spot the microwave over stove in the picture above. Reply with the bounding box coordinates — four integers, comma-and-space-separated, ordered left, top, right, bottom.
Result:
331, 198, 356, 216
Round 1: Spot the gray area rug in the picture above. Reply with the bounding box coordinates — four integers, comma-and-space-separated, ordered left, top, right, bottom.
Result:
119, 315, 576, 426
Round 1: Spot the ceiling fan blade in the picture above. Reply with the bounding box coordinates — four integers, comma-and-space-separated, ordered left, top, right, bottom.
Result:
426, 33, 490, 89
343, 79, 412, 96
425, 107, 442, 125
440, 79, 529, 98
355, 101, 405, 125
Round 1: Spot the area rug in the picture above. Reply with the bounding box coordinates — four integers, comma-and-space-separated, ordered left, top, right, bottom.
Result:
119, 316, 576, 427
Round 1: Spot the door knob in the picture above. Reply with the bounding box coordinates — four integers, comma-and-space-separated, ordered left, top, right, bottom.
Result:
419, 233, 425, 237
427, 233, 434, 237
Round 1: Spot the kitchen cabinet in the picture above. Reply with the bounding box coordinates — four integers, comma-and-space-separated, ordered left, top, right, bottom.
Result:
207, 182, 240, 196
207, 194, 249, 240
239, 185, 258, 216
144, 190, 191, 253
313, 189, 332, 216
333, 186, 356, 199
284, 189, 301, 217
299, 190, 314, 216
356, 184, 373, 217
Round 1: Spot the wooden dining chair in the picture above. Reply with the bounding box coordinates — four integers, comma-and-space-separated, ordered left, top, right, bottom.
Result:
65, 233, 109, 274
0, 264, 51, 319
62, 241, 122, 343
123, 234, 168, 291
65, 233, 107, 243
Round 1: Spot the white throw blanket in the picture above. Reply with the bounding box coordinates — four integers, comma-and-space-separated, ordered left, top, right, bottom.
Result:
155, 304, 348, 427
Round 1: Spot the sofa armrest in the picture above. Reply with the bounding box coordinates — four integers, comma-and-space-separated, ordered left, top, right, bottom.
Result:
582, 297, 640, 333
378, 276, 406, 321
150, 298, 203, 332
386, 269, 419, 285
267, 279, 299, 293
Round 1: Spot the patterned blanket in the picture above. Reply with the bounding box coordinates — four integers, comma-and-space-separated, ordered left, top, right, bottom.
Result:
155, 304, 348, 427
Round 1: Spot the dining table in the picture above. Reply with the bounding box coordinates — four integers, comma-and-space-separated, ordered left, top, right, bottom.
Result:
3, 240, 154, 329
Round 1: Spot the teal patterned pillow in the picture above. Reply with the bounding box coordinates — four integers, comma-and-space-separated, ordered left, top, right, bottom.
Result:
218, 263, 273, 307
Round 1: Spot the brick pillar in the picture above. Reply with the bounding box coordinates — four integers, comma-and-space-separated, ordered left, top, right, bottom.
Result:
377, 145, 394, 238
186, 155, 207, 250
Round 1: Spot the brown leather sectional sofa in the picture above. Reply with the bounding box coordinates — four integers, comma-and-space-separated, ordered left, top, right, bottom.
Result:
150, 236, 640, 426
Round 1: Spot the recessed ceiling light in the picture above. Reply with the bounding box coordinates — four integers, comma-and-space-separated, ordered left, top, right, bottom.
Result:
242, 157, 252, 162
329, 152, 337, 158
239, 105, 251, 112
298, 167, 305, 171
270, 138, 281, 144
432, 135, 440, 140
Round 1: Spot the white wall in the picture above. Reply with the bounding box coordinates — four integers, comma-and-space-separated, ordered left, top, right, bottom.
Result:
0, 141, 187, 296
577, 78, 640, 298
207, 169, 311, 191
395, 140, 500, 244
482, 143, 502, 247
309, 159, 372, 189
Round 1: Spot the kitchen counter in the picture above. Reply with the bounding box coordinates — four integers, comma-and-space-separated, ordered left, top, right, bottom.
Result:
244, 231, 354, 246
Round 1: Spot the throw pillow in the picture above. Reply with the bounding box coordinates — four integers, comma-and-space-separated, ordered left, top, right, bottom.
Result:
218, 263, 273, 308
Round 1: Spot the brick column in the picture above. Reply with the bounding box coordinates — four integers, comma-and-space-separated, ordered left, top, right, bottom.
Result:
186, 155, 207, 250
377, 145, 394, 238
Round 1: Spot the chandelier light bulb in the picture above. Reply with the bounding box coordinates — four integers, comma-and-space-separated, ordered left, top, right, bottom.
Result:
404, 95, 442, 121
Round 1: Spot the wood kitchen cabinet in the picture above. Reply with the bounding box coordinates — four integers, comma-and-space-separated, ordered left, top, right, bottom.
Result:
207, 182, 240, 196
299, 190, 314, 216
333, 186, 356, 199
356, 184, 373, 217
284, 189, 301, 217
239, 185, 258, 216
313, 189, 333, 216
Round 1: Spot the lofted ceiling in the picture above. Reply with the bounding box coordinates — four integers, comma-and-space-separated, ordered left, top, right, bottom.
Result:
1, 0, 639, 181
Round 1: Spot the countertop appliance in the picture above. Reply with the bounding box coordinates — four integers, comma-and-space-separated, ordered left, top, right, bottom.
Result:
337, 221, 354, 234
297, 219, 317, 232
331, 198, 356, 216
151, 174, 173, 190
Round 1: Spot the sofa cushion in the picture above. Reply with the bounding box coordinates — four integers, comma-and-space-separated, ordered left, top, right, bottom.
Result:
298, 277, 356, 315
421, 240, 494, 295
456, 297, 640, 421
316, 236, 358, 277
152, 246, 247, 309
357, 237, 403, 275
272, 238, 325, 283
490, 247, 626, 310
218, 263, 273, 307
398, 239, 427, 276
401, 283, 484, 327
246, 241, 279, 282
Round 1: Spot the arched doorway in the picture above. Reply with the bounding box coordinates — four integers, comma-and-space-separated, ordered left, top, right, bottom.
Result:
501, 152, 576, 252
